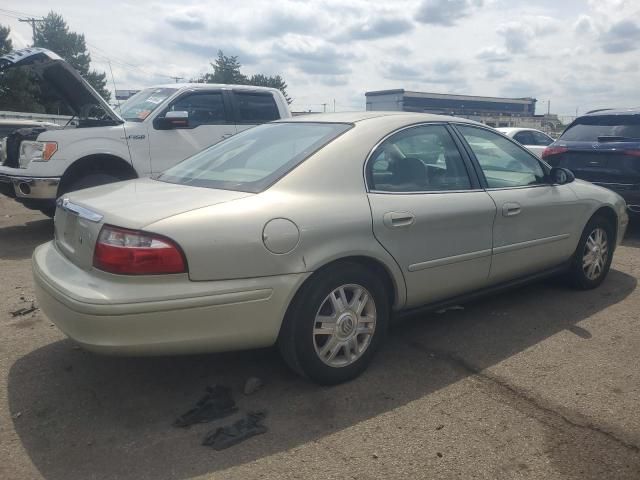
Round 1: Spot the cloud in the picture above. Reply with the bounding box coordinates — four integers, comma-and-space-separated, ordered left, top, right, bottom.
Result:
499, 79, 539, 98
415, 0, 483, 27
381, 59, 467, 89
477, 46, 510, 63
600, 20, 640, 53
485, 64, 508, 79
251, 10, 319, 38
165, 13, 206, 31
339, 17, 414, 41
574, 14, 595, 36
273, 36, 356, 75
497, 16, 560, 54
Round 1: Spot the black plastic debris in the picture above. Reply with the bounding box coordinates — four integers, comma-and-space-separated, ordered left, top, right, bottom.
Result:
173, 385, 237, 428
10, 304, 38, 317
202, 411, 267, 450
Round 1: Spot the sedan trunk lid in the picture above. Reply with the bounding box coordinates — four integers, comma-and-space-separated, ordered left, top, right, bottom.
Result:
54, 178, 253, 270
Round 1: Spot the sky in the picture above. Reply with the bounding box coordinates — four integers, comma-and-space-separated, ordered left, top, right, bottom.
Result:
1, 0, 639, 118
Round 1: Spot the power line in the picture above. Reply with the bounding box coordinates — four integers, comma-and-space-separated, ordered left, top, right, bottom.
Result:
18, 17, 45, 43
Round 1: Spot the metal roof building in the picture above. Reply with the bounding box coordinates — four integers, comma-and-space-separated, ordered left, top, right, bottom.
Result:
365, 89, 537, 117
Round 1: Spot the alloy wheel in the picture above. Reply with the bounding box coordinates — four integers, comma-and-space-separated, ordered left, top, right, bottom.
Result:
313, 284, 377, 368
582, 227, 609, 281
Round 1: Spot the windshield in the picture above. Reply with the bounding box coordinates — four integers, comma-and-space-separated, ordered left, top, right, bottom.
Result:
157, 122, 352, 193
119, 87, 177, 122
561, 115, 640, 141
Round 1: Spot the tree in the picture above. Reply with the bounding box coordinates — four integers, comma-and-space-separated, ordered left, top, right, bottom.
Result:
248, 74, 291, 104
197, 50, 292, 104
34, 12, 111, 102
0, 24, 44, 112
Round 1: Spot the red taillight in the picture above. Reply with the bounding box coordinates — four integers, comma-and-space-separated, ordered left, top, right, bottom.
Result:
623, 149, 640, 157
542, 146, 568, 159
93, 225, 186, 275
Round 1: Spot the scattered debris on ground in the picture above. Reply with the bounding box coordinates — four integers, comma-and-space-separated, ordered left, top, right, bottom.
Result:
10, 303, 38, 317
435, 305, 464, 314
202, 411, 267, 450
243, 376, 263, 395
173, 385, 237, 428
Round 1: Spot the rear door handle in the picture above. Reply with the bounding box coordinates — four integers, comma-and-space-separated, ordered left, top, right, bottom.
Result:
383, 212, 415, 228
221, 133, 234, 139
502, 202, 522, 217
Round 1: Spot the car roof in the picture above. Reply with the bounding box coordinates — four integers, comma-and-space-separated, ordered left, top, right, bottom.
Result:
149, 83, 280, 93
277, 111, 484, 125
583, 108, 640, 117
497, 127, 546, 134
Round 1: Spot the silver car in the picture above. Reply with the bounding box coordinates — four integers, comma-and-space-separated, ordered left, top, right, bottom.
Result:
33, 112, 629, 385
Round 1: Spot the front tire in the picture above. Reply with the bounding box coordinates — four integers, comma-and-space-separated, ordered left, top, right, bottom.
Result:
569, 215, 614, 289
278, 263, 389, 385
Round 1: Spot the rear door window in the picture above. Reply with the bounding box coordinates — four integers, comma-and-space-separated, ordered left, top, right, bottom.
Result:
532, 131, 553, 146
561, 115, 640, 141
513, 131, 536, 145
233, 92, 280, 124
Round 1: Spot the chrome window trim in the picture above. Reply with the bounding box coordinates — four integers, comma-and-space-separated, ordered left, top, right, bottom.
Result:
363, 121, 480, 194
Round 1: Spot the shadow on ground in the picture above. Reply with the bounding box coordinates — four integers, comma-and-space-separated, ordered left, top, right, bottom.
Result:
0, 219, 53, 260
7, 269, 637, 480
622, 219, 640, 248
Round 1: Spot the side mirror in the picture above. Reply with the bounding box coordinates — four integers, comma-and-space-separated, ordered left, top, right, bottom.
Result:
550, 167, 575, 185
155, 110, 189, 130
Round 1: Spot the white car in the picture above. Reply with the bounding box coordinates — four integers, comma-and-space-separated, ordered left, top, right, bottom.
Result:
496, 128, 554, 158
0, 48, 291, 216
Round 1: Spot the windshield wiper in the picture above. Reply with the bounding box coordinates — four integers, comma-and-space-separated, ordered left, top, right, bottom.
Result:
597, 135, 640, 142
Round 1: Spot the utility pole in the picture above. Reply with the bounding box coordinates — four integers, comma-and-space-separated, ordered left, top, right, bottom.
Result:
169, 76, 184, 83
333, 99, 336, 112
547, 100, 550, 115
321, 103, 327, 113
19, 17, 45, 44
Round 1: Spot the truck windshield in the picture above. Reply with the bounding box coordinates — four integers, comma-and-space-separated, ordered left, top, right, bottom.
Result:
157, 122, 352, 193
119, 88, 177, 122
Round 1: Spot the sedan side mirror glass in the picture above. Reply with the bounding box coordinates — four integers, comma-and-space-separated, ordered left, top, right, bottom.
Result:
550, 167, 575, 185
156, 110, 189, 130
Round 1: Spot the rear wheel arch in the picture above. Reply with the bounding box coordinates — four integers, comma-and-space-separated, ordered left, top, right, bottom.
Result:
58, 154, 138, 196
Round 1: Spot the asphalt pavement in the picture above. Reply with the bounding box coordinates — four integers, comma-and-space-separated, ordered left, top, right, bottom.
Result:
1, 196, 639, 480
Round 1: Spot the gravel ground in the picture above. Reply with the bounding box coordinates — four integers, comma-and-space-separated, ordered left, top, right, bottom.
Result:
1, 196, 639, 480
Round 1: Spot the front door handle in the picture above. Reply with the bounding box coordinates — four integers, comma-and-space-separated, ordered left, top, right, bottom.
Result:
383, 212, 415, 228
221, 133, 234, 139
502, 202, 522, 217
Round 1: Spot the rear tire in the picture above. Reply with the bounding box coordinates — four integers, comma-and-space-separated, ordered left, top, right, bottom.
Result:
278, 263, 389, 385
568, 215, 614, 290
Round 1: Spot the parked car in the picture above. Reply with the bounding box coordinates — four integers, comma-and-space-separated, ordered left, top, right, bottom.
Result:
0, 48, 291, 216
496, 127, 554, 158
33, 112, 628, 385
542, 108, 640, 216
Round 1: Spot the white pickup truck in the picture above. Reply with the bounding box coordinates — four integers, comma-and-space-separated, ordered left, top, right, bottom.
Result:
0, 48, 291, 215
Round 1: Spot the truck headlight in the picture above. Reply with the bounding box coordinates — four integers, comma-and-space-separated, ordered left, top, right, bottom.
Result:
19, 141, 58, 168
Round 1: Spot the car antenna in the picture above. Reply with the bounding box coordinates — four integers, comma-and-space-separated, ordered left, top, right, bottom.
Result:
107, 59, 134, 167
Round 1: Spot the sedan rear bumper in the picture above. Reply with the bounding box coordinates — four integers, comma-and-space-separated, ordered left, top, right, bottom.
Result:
33, 241, 309, 355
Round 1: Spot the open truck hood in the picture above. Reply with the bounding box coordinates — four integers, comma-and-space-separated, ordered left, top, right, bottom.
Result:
0, 48, 123, 124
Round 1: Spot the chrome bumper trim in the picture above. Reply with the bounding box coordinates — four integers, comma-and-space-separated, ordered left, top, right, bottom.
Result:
0, 173, 60, 199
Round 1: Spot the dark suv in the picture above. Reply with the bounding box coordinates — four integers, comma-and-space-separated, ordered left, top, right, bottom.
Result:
542, 108, 640, 215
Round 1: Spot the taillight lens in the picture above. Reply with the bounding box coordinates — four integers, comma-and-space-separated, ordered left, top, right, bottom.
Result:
623, 149, 640, 157
93, 225, 186, 275
542, 146, 568, 160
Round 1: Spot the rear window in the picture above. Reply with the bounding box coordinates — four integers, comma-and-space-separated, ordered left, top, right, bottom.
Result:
234, 92, 280, 123
561, 115, 640, 141
157, 122, 352, 193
